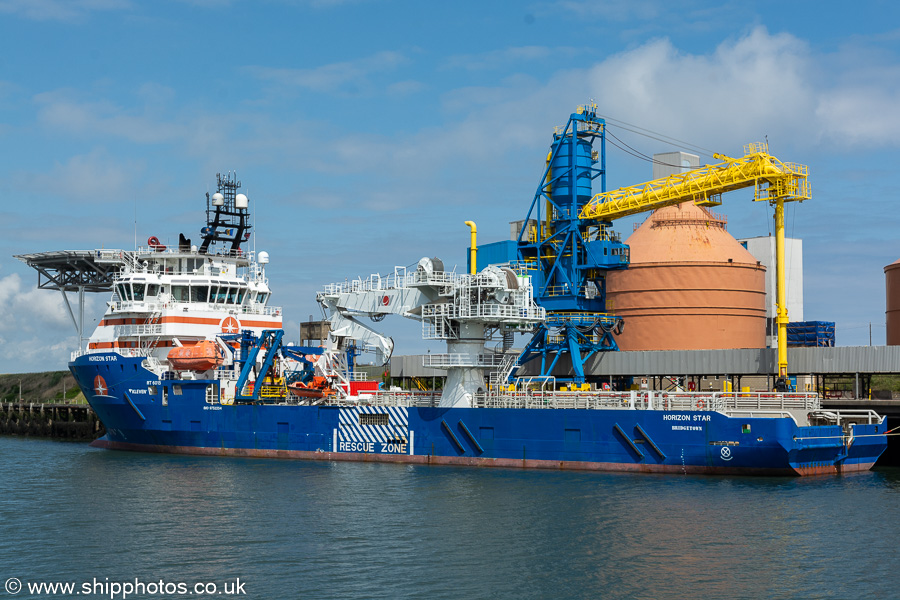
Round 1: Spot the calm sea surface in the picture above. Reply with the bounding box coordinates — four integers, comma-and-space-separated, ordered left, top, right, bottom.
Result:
1, 436, 898, 600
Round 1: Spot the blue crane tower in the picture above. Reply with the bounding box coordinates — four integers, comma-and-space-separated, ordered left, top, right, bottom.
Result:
513, 103, 629, 383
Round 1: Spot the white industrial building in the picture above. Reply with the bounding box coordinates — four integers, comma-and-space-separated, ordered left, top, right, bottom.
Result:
737, 235, 804, 349
652, 151, 700, 179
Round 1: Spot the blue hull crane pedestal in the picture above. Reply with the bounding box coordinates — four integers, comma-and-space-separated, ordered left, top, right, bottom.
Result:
515, 103, 629, 383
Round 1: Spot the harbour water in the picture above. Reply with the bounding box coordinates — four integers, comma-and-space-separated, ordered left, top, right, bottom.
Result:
1, 436, 898, 599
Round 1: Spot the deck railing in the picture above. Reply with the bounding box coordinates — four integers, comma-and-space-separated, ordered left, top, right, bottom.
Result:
357, 389, 821, 413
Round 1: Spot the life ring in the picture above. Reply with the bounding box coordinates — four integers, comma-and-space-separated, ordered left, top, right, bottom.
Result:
696, 399, 705, 410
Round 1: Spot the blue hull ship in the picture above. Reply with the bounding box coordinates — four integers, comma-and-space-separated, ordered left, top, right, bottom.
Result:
42, 172, 886, 476
73, 352, 887, 476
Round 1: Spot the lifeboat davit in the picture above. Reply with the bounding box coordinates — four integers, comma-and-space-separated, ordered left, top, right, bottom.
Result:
167, 341, 223, 371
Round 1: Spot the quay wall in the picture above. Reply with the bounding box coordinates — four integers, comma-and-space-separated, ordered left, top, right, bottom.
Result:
0, 402, 104, 441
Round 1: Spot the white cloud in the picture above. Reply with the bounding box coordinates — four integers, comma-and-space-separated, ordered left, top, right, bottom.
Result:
244, 51, 409, 94
443, 26, 900, 153
444, 46, 579, 71
35, 90, 185, 144
14, 149, 144, 204
23, 28, 900, 226
0, 334, 80, 369
0, 271, 108, 371
0, 273, 74, 332
552, 0, 663, 21
815, 87, 900, 146
172, 0, 234, 7
575, 28, 815, 150
0, 0, 131, 21
386, 80, 426, 96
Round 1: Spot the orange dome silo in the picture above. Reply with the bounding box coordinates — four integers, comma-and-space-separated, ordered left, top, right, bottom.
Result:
885, 259, 900, 345
606, 202, 766, 351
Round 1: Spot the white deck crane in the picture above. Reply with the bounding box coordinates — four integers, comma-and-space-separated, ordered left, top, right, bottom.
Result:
317, 257, 545, 407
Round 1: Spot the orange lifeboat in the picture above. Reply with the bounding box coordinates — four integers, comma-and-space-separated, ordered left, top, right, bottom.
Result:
288, 376, 336, 399
288, 382, 325, 399
167, 340, 224, 371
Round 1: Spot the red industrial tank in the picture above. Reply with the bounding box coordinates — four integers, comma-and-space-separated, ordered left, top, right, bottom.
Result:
606, 202, 766, 350
885, 258, 900, 345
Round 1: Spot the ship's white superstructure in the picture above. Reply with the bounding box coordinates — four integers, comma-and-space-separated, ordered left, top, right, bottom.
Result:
69, 173, 287, 395
84, 247, 281, 360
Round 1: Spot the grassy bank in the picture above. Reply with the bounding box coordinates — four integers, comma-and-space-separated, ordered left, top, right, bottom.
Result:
0, 371, 86, 404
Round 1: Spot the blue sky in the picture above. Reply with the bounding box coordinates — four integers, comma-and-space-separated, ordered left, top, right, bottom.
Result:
2, 0, 900, 373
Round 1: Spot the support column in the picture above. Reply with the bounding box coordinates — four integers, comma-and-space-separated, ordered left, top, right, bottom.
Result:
774, 199, 788, 378
79, 286, 85, 352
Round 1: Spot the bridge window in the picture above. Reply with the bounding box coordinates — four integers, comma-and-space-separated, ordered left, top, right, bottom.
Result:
132, 284, 145, 301
213, 286, 228, 304
191, 285, 209, 302
172, 285, 189, 302
147, 284, 160, 298
117, 283, 132, 301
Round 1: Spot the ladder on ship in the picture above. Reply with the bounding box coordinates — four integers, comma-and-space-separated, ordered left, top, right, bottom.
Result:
141, 310, 164, 357
489, 353, 519, 389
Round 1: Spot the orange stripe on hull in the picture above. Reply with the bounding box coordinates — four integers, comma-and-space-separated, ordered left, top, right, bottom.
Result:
99, 317, 154, 326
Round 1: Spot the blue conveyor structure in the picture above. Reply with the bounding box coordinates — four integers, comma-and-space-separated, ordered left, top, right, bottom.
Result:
514, 104, 629, 382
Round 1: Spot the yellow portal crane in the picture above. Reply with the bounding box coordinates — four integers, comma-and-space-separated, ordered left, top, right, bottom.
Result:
579, 142, 810, 380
